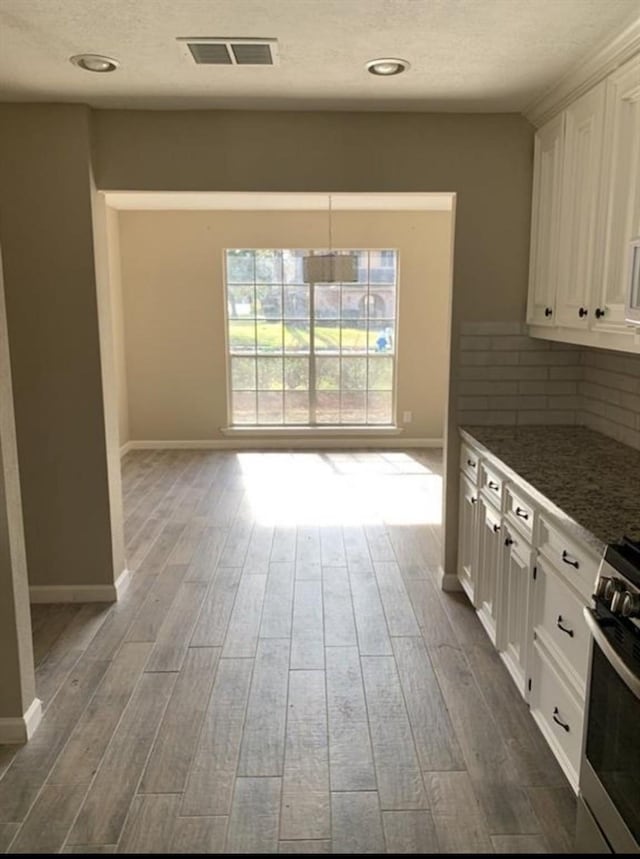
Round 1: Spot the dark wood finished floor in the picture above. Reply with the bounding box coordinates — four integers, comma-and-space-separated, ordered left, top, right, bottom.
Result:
0, 449, 576, 853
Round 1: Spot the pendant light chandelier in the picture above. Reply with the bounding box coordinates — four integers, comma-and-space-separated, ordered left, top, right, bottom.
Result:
302, 194, 358, 284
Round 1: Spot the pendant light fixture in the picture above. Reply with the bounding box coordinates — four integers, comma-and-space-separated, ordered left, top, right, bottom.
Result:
302, 195, 358, 284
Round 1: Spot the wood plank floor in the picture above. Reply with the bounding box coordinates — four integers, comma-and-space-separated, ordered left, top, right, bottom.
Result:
1, 449, 576, 853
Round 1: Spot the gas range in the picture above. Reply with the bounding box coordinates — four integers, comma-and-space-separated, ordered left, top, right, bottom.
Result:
594, 537, 640, 644
577, 535, 640, 854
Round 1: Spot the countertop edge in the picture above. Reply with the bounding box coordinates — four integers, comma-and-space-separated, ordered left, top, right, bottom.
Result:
459, 426, 606, 559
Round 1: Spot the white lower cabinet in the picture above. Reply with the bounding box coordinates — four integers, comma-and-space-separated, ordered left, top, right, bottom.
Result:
499, 527, 532, 697
457, 432, 597, 792
529, 640, 584, 791
531, 555, 591, 699
457, 472, 479, 605
476, 495, 502, 646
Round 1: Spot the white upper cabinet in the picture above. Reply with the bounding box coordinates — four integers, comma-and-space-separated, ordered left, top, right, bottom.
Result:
555, 82, 606, 330
527, 113, 565, 326
593, 54, 640, 331
526, 52, 640, 353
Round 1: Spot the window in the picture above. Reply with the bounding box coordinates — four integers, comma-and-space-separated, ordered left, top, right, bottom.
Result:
225, 248, 398, 426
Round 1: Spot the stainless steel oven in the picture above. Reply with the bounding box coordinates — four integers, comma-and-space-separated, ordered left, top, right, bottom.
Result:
625, 237, 640, 326
577, 538, 640, 854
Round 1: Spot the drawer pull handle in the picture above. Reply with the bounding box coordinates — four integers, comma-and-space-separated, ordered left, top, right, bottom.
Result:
493, 523, 501, 534
561, 550, 579, 569
556, 615, 574, 638
471, 497, 478, 505
488, 481, 500, 491
467, 459, 477, 468
505, 537, 514, 547
515, 507, 529, 520
552, 707, 570, 732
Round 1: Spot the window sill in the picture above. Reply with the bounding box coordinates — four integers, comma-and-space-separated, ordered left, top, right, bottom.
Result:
220, 425, 403, 437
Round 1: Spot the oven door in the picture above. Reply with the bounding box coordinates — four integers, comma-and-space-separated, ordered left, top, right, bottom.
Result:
581, 608, 640, 854
626, 238, 640, 326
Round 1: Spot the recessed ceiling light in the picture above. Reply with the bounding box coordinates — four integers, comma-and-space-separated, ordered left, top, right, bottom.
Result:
366, 58, 410, 76
70, 54, 119, 73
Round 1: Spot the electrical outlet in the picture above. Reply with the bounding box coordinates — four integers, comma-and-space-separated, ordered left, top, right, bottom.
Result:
402, 410, 412, 423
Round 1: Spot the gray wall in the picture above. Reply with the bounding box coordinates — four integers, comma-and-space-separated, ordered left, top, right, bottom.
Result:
0, 106, 534, 599
93, 109, 535, 574
116, 208, 452, 443
0, 245, 36, 720
0, 105, 122, 589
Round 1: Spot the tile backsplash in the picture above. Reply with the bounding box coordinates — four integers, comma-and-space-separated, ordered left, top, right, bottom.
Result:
457, 322, 640, 451
457, 322, 582, 427
580, 348, 640, 451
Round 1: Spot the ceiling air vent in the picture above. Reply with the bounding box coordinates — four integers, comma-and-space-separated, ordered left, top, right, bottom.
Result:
178, 38, 278, 66
188, 42, 232, 65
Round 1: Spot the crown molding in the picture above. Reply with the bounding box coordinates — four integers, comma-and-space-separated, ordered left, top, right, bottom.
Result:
524, 14, 640, 127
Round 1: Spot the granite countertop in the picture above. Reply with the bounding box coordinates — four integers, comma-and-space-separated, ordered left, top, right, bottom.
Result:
460, 425, 640, 553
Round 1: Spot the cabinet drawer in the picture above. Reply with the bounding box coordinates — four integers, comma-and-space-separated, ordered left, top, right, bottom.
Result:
479, 462, 504, 509
504, 484, 535, 541
530, 642, 584, 790
460, 442, 480, 483
533, 557, 590, 698
538, 515, 600, 600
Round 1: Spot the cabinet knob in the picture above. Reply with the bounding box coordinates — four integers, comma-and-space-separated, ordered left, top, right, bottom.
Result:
556, 615, 574, 637
544, 307, 553, 317
561, 549, 580, 569
578, 307, 588, 318
493, 523, 501, 533
504, 537, 514, 547
552, 707, 570, 733
595, 307, 606, 319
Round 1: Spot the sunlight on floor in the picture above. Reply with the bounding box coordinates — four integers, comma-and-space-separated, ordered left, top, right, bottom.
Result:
236, 451, 443, 527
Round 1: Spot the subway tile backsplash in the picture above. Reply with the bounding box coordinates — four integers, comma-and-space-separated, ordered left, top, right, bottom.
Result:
457, 322, 582, 427
579, 348, 640, 451
457, 323, 640, 451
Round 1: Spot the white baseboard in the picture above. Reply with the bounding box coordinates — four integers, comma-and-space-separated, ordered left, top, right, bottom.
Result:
436, 566, 463, 592
120, 440, 134, 457
29, 567, 129, 604
123, 437, 443, 451
114, 567, 131, 598
30, 584, 117, 603
0, 697, 42, 744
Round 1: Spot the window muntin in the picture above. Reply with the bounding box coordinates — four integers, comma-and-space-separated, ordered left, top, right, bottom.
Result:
225, 248, 397, 426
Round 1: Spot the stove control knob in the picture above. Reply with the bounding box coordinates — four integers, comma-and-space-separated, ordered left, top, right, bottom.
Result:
610, 590, 625, 614
621, 592, 640, 619
595, 576, 612, 598
604, 578, 625, 602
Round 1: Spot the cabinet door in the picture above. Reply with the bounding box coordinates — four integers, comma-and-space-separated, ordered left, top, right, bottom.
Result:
529, 640, 584, 792
457, 472, 479, 606
555, 82, 606, 329
593, 55, 640, 331
499, 527, 532, 698
530, 555, 590, 699
476, 496, 502, 646
527, 113, 565, 326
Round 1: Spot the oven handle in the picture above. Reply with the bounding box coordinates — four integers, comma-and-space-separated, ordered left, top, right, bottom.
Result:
583, 607, 640, 700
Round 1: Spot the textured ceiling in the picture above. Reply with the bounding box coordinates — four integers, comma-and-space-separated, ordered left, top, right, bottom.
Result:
1, 0, 639, 112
